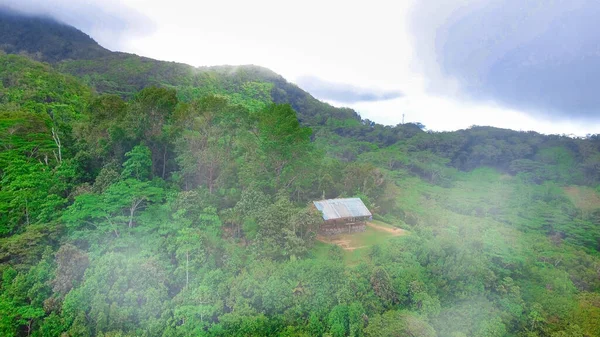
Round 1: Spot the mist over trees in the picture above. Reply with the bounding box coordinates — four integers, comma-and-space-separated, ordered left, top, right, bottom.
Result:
1, 11, 600, 337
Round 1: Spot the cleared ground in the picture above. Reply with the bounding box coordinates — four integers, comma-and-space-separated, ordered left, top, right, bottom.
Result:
564, 186, 600, 212
316, 221, 407, 251
312, 221, 408, 265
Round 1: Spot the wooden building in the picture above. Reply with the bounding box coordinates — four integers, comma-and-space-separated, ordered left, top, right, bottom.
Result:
313, 198, 372, 235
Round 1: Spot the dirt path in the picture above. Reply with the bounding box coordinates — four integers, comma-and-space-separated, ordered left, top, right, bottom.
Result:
344, 245, 369, 251
316, 236, 351, 248
316, 222, 407, 251
366, 222, 407, 236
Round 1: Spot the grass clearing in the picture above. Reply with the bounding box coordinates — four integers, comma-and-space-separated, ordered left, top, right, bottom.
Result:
312, 222, 408, 265
564, 186, 600, 212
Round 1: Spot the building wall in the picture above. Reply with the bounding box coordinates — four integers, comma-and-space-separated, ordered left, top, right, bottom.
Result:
323, 216, 369, 225
319, 222, 366, 235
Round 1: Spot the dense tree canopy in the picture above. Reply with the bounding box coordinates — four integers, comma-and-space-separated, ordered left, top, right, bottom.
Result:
1, 16, 600, 336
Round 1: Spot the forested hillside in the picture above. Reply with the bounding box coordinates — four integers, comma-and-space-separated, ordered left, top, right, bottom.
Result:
1, 10, 600, 337
0, 7, 110, 62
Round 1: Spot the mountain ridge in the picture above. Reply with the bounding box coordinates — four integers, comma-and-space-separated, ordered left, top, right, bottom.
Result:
0, 6, 111, 62
0, 8, 365, 128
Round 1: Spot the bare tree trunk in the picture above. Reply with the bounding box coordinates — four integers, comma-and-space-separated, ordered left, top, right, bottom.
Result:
186, 250, 189, 289
162, 145, 167, 179
51, 127, 62, 164
208, 169, 214, 194
129, 203, 135, 228
207, 158, 218, 194
105, 216, 119, 237
129, 199, 143, 228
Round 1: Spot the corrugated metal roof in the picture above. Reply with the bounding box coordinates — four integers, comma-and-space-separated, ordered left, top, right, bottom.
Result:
313, 198, 372, 221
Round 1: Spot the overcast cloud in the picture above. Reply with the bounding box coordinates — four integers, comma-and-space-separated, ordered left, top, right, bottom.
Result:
0, 0, 155, 50
410, 0, 600, 121
2, 0, 600, 135
295, 76, 403, 103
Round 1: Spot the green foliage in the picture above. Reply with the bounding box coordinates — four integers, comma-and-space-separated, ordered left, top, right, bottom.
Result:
63, 178, 165, 241
0, 54, 91, 114
0, 157, 69, 237
51, 244, 89, 295
364, 311, 436, 337
253, 104, 314, 188
121, 145, 152, 181
0, 11, 110, 63
254, 196, 319, 259
1, 24, 600, 337
61, 252, 169, 336
0, 254, 53, 336
0, 111, 55, 167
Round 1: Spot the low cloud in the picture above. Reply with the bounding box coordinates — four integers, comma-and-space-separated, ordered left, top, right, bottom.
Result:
410, 0, 600, 121
296, 76, 403, 103
0, 0, 155, 50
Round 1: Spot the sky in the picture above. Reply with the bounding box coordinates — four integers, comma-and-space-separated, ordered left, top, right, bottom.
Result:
2, 0, 600, 136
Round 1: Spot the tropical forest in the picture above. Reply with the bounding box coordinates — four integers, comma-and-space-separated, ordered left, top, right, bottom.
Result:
1, 8, 600, 337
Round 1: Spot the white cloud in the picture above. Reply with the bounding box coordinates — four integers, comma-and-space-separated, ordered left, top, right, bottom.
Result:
340, 96, 600, 137
6, 0, 600, 135
0, 0, 155, 50
115, 0, 415, 85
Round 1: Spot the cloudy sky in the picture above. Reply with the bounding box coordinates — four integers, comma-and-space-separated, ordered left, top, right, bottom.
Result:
3, 0, 600, 135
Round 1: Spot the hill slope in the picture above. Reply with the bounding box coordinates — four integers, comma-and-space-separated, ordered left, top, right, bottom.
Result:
0, 7, 361, 126
0, 7, 110, 62
57, 54, 361, 124
1, 9, 600, 337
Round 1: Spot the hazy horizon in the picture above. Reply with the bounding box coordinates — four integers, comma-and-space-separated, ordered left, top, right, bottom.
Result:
3, 0, 600, 136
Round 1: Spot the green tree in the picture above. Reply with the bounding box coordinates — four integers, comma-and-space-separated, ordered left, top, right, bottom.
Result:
364, 311, 436, 337
0, 157, 67, 236
51, 244, 89, 295
63, 178, 164, 239
370, 267, 397, 308
251, 104, 313, 189
121, 145, 152, 181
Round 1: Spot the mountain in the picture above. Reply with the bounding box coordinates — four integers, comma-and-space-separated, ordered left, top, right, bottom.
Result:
0, 7, 362, 127
1, 8, 600, 337
0, 6, 110, 62
57, 55, 362, 125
